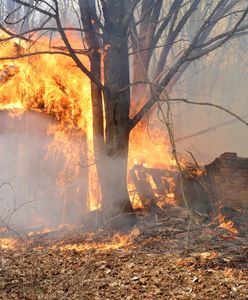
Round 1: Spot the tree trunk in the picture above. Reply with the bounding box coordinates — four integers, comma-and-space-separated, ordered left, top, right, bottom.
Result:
132, 51, 149, 105
79, 0, 104, 149
101, 1, 135, 221
79, 0, 107, 213
101, 125, 132, 217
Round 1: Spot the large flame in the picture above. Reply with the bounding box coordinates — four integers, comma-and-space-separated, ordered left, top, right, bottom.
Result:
0, 32, 175, 224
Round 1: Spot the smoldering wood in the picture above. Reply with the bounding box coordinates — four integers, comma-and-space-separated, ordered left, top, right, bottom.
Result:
179, 153, 248, 234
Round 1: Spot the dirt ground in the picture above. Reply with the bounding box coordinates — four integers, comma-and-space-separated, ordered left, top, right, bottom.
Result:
0, 219, 247, 300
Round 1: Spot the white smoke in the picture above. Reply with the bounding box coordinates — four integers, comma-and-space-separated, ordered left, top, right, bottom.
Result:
170, 40, 248, 163
0, 110, 87, 231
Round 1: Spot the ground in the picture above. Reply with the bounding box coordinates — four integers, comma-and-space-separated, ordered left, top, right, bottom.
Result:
0, 216, 247, 300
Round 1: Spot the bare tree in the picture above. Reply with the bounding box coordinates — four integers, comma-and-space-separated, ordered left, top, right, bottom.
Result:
0, 0, 248, 224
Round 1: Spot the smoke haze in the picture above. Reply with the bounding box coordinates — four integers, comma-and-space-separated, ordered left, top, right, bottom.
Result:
0, 111, 87, 230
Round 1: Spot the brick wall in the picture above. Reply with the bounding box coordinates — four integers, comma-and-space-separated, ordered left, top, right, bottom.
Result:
206, 153, 248, 209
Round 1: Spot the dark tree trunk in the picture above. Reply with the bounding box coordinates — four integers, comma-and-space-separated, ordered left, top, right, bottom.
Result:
79, 0, 135, 223
79, 0, 104, 148
101, 1, 135, 219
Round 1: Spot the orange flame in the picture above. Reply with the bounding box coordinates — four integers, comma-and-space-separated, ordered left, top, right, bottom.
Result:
55, 227, 140, 252
218, 214, 238, 235
0, 31, 176, 221
0, 238, 17, 249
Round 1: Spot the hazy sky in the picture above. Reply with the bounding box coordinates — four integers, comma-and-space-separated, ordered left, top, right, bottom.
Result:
171, 38, 248, 163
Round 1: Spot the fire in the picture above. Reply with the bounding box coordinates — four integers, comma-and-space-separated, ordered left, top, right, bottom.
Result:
129, 124, 173, 169
218, 214, 238, 235
162, 192, 176, 206
0, 227, 140, 252
0, 238, 17, 249
55, 227, 140, 252
0, 31, 95, 221
0, 32, 92, 128
0, 31, 176, 223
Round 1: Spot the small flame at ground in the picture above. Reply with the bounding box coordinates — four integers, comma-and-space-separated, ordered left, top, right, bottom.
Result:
218, 214, 238, 235
0, 227, 140, 251
55, 228, 140, 252
0, 238, 17, 249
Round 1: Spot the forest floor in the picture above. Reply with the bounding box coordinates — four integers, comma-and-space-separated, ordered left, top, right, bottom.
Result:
0, 213, 247, 300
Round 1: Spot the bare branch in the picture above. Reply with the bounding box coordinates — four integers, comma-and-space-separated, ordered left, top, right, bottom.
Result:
123, 0, 142, 26
150, 0, 184, 53
168, 98, 248, 127
175, 115, 248, 143
0, 24, 89, 55
11, 0, 56, 17
0, 50, 72, 60
188, 5, 248, 60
